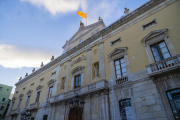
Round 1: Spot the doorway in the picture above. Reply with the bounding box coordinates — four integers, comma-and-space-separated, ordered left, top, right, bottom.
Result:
69, 107, 82, 120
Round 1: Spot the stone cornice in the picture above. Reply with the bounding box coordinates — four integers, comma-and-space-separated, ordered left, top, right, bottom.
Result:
15, 0, 170, 87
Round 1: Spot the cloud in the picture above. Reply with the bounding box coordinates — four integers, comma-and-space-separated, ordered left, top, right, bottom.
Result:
20, 0, 87, 15
0, 44, 58, 69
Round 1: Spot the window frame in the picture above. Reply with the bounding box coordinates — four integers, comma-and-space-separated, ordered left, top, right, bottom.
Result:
25, 95, 31, 108
74, 75, 81, 89
36, 91, 41, 103
114, 58, 127, 78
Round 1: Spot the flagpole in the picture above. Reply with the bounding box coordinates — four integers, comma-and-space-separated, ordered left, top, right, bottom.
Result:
86, 13, 87, 26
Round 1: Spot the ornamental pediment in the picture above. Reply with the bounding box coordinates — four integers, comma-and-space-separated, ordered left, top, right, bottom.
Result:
19, 94, 24, 98
47, 79, 56, 85
27, 90, 33, 95
141, 28, 168, 44
71, 66, 85, 75
108, 47, 127, 60
36, 85, 44, 90
71, 55, 86, 67
12, 97, 16, 101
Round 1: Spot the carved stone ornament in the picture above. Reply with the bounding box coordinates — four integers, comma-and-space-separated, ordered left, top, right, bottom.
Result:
71, 66, 85, 75
93, 49, 98, 54
27, 90, 33, 95
47, 79, 56, 86
19, 94, 24, 98
36, 85, 44, 90
71, 55, 86, 67
12, 97, 16, 101
141, 28, 168, 46
108, 47, 127, 61
98, 41, 104, 46
64, 65, 67, 70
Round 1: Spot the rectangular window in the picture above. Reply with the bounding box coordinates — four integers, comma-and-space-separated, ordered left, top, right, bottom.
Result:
36, 91, 41, 102
0, 87, 3, 91
48, 86, 53, 99
74, 75, 81, 89
119, 99, 134, 120
51, 71, 56, 76
31, 83, 34, 87
25, 96, 31, 107
111, 39, 121, 46
23, 87, 26, 91
142, 19, 157, 30
151, 41, 171, 62
7, 89, 9, 91
15, 91, 18, 94
18, 99, 22, 109
114, 58, 127, 78
40, 78, 44, 82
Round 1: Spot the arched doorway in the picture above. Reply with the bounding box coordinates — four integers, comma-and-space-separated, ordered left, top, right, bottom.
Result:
69, 107, 82, 120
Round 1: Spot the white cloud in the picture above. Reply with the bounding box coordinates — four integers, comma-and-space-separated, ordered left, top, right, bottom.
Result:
0, 44, 58, 69
20, 0, 87, 15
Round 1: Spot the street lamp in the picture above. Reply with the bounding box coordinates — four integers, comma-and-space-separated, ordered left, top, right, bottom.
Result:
21, 109, 31, 120
69, 94, 85, 120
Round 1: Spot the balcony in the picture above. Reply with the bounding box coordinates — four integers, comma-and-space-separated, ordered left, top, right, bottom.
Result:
29, 102, 39, 110
50, 80, 108, 103
11, 109, 19, 115
115, 76, 128, 85
146, 55, 180, 76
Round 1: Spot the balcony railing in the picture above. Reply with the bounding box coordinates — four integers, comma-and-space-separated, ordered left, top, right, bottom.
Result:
50, 80, 108, 103
11, 109, 19, 115
29, 102, 39, 110
115, 76, 128, 85
146, 54, 180, 76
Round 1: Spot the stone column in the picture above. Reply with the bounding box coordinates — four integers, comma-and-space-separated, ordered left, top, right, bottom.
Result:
84, 95, 91, 120
53, 63, 63, 95
65, 59, 71, 92
110, 59, 116, 82
50, 104, 56, 120
105, 91, 110, 120
86, 47, 92, 84
98, 41, 106, 79
101, 92, 106, 120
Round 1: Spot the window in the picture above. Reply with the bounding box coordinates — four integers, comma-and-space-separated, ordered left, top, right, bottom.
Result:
31, 117, 34, 120
2, 98, 5, 101
74, 75, 81, 89
79, 39, 83, 44
16, 91, 18, 94
48, 86, 53, 99
0, 106, 4, 111
36, 91, 41, 102
114, 58, 127, 78
31, 83, 34, 87
18, 99, 22, 109
142, 19, 157, 30
119, 99, 133, 120
43, 115, 48, 120
111, 38, 121, 46
25, 96, 31, 107
150, 41, 171, 62
23, 87, 26, 91
167, 89, 180, 120
7, 89, 9, 91
51, 71, 56, 76
0, 87, 3, 91
40, 78, 44, 82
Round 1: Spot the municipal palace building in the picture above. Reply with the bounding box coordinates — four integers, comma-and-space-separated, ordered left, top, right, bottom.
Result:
5, 0, 180, 120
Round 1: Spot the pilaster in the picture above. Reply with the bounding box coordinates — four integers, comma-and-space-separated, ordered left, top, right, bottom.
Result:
86, 47, 92, 84
65, 59, 71, 92
98, 41, 106, 79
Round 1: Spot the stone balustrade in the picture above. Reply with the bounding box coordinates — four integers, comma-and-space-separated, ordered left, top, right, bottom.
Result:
29, 102, 39, 110
146, 54, 180, 76
50, 79, 108, 103
115, 76, 128, 85
11, 109, 19, 115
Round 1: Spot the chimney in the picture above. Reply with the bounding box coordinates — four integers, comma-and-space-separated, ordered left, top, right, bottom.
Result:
25, 73, 28, 77
79, 21, 84, 29
51, 56, 54, 61
32, 68, 35, 73
19, 77, 22, 81
124, 8, 129, 14
41, 62, 44, 67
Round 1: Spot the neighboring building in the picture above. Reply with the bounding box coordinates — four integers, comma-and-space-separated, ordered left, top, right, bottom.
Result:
0, 84, 13, 120
5, 0, 180, 120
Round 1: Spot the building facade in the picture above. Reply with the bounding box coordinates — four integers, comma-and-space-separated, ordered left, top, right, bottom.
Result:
0, 84, 13, 119
5, 0, 180, 120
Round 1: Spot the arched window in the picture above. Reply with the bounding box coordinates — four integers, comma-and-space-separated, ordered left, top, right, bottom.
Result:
79, 39, 83, 44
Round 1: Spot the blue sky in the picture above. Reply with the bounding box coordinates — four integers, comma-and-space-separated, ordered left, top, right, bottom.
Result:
0, 0, 148, 93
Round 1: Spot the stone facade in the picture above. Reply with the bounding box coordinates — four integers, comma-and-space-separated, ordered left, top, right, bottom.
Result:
5, 0, 180, 120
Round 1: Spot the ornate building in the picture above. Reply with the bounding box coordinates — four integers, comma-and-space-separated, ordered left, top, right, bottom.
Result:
5, 0, 180, 120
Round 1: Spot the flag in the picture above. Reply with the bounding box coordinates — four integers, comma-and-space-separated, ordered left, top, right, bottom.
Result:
77, 11, 86, 19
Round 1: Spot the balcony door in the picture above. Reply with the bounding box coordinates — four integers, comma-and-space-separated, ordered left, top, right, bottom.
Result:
69, 107, 82, 120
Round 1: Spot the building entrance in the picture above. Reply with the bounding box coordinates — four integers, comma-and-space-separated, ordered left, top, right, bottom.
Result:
69, 107, 82, 120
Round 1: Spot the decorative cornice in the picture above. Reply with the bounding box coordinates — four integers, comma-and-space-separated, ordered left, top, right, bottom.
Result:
98, 41, 104, 46
36, 85, 44, 90
27, 90, 33, 95
60, 63, 64, 67
19, 94, 24, 98
71, 66, 85, 75
47, 79, 56, 86
108, 47, 128, 60
12, 97, 16, 101
15, 0, 168, 87
86, 47, 92, 52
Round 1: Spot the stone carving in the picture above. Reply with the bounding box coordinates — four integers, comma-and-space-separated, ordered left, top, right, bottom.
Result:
36, 85, 44, 90
64, 65, 66, 70
93, 62, 99, 79
124, 8, 129, 14
93, 49, 98, 54
32, 68, 35, 73
79, 21, 84, 29
51, 56, 54, 61
98, 16, 103, 21
47, 79, 56, 86
25, 73, 28, 77
41, 62, 44, 67
71, 55, 86, 66
27, 90, 33, 95
19, 94, 24, 98
19, 77, 22, 81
